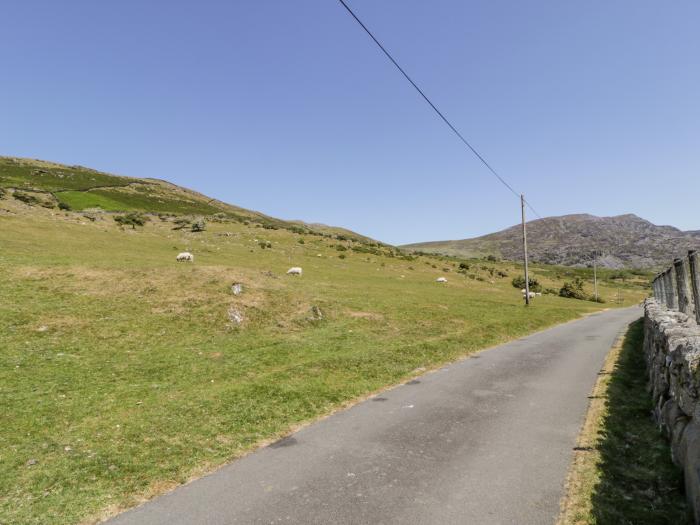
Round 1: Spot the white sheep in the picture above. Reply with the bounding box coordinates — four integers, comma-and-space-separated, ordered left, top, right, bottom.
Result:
287, 267, 303, 276
436, 277, 448, 283
176, 252, 193, 262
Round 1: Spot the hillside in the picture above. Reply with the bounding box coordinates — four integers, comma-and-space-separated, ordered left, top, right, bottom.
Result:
403, 213, 700, 269
0, 157, 651, 525
0, 156, 374, 243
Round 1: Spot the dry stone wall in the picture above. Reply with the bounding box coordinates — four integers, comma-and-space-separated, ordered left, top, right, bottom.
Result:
645, 298, 700, 522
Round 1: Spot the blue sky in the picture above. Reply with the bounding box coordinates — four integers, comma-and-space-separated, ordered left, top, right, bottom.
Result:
2, 1, 698, 245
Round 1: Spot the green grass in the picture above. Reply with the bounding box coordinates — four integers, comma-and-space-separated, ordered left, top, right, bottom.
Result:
591, 320, 689, 523
559, 320, 689, 524
55, 186, 222, 215
0, 194, 650, 525
0, 157, 135, 191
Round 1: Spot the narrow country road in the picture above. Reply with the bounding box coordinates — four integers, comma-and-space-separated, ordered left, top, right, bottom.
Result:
108, 306, 642, 525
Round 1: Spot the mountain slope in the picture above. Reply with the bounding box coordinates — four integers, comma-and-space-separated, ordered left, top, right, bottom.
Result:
0, 156, 374, 242
403, 213, 700, 269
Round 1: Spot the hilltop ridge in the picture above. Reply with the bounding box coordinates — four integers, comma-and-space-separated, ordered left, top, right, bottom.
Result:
403, 213, 700, 269
0, 156, 376, 243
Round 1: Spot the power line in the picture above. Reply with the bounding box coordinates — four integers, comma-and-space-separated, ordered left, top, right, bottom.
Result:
337, 0, 522, 200
337, 1, 591, 270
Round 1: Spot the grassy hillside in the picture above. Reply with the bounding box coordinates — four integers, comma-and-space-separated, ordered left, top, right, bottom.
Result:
0, 164, 649, 524
0, 157, 374, 240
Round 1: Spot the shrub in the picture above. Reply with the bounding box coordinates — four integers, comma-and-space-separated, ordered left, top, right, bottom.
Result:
335, 245, 347, 252
114, 212, 148, 229
486, 255, 498, 262
172, 218, 191, 230
459, 262, 470, 271
297, 239, 305, 244
559, 278, 587, 300
512, 276, 542, 292
339, 254, 346, 259
259, 240, 272, 249
191, 219, 206, 232
58, 202, 71, 211
0, 187, 6, 198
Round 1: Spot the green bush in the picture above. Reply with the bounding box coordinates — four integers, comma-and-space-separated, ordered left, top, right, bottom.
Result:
191, 219, 206, 232
512, 276, 542, 293
58, 202, 71, 211
114, 212, 148, 229
172, 217, 191, 230
559, 278, 587, 300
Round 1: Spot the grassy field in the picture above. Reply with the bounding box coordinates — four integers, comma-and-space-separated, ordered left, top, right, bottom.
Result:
559, 319, 689, 524
0, 184, 650, 524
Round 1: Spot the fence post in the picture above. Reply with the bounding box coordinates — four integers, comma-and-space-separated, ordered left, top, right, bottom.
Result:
674, 258, 693, 316
688, 250, 700, 324
666, 268, 679, 310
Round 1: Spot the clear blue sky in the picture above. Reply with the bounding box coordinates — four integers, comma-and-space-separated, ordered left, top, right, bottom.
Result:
2, 1, 698, 244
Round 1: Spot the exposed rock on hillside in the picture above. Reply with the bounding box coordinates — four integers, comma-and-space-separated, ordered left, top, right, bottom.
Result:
403, 214, 700, 269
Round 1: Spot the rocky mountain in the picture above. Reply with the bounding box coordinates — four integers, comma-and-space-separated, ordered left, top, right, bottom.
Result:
402, 213, 700, 269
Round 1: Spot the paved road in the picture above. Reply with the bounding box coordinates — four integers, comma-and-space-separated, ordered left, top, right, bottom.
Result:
108, 306, 642, 525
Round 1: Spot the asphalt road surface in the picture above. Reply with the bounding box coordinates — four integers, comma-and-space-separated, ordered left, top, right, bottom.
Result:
108, 306, 642, 525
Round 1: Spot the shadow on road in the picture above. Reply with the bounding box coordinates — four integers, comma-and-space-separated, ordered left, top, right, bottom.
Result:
590, 319, 690, 524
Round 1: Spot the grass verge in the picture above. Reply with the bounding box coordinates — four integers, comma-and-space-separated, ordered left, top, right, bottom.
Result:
558, 319, 689, 524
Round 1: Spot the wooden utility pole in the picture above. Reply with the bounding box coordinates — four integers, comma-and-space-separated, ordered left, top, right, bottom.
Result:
521, 194, 530, 306
593, 251, 598, 302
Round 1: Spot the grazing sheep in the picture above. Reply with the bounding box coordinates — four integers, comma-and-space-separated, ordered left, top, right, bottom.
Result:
286, 267, 303, 276
522, 291, 536, 299
436, 277, 448, 283
176, 252, 193, 262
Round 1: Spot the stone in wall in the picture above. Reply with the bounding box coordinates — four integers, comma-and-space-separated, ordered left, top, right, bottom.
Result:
645, 298, 700, 523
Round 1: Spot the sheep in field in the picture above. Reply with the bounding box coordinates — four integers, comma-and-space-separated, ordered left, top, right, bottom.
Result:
176, 252, 194, 262
436, 277, 448, 283
287, 267, 303, 276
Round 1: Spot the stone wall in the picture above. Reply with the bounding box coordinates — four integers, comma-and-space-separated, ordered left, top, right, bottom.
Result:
645, 298, 700, 522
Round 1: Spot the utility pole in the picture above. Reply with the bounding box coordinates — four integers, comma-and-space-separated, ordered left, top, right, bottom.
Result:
521, 194, 530, 306
593, 250, 598, 302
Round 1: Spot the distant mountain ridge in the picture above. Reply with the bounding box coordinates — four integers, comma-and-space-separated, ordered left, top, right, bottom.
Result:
402, 213, 700, 269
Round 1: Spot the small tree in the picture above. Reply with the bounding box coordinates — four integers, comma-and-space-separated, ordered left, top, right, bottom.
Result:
114, 212, 148, 229
512, 276, 542, 292
559, 277, 587, 300
191, 219, 206, 232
